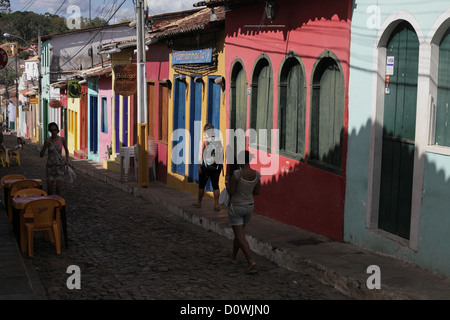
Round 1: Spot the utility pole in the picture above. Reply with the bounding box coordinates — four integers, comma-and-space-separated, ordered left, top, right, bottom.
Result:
136, 0, 149, 187
5, 67, 9, 131
15, 54, 18, 132
38, 27, 42, 145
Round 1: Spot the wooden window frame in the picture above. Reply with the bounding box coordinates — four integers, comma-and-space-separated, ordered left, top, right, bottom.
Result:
278, 52, 306, 161
309, 51, 345, 175
158, 80, 170, 145
249, 54, 273, 152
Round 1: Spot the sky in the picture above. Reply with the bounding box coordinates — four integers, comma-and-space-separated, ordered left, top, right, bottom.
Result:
10, 0, 201, 24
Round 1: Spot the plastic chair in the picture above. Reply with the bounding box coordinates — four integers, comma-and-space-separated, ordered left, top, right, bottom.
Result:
14, 189, 49, 246
8, 179, 41, 221
13, 188, 48, 199
1, 174, 26, 187
10, 179, 41, 196
23, 198, 62, 257
1, 174, 26, 211
0, 149, 6, 167
8, 145, 22, 166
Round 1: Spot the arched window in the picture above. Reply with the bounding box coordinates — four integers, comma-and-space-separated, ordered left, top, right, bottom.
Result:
230, 60, 247, 156
279, 53, 306, 160
309, 51, 345, 173
250, 54, 273, 151
436, 29, 450, 146
230, 60, 247, 132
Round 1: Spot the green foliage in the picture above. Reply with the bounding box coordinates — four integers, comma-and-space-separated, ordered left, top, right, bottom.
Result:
81, 17, 109, 29
0, 11, 69, 45
0, 0, 10, 14
18, 51, 30, 60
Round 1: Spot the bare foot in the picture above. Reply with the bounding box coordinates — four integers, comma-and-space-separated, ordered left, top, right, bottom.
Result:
230, 258, 237, 264
245, 262, 257, 273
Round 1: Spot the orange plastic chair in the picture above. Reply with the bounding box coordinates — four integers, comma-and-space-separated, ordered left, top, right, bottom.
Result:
10, 179, 41, 196
23, 198, 62, 257
8, 179, 41, 221
0, 149, 6, 167
13, 188, 48, 199
8, 145, 22, 166
14, 188, 49, 245
1, 174, 26, 187
14, 188, 48, 216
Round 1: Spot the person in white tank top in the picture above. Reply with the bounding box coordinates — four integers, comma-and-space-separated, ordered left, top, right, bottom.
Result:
226, 150, 261, 273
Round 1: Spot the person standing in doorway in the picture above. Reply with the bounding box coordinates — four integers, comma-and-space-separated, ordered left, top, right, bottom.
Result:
40, 122, 70, 195
226, 150, 261, 273
192, 123, 223, 211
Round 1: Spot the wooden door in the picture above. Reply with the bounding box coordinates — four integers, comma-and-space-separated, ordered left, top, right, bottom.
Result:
122, 96, 129, 147
114, 93, 120, 154
231, 64, 247, 156
205, 77, 222, 190
147, 82, 156, 139
188, 77, 203, 183
378, 22, 419, 239
80, 85, 88, 154
172, 76, 186, 175
89, 95, 98, 154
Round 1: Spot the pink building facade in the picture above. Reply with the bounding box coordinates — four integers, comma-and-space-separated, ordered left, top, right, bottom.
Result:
224, 0, 353, 241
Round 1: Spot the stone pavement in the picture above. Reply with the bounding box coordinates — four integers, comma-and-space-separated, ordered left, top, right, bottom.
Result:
1, 131, 450, 300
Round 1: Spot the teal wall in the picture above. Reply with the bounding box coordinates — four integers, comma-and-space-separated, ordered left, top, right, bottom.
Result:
345, 1, 450, 277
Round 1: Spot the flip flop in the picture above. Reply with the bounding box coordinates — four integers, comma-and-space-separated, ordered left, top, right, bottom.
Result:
192, 202, 201, 208
214, 206, 220, 211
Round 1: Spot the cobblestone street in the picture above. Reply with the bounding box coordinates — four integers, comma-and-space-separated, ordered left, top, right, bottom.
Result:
1, 133, 349, 301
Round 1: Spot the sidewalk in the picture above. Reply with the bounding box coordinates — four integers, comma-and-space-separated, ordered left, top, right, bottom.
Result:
2, 134, 450, 300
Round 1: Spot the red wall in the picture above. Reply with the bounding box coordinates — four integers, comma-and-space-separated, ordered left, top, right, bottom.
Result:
146, 42, 170, 184
225, 0, 352, 241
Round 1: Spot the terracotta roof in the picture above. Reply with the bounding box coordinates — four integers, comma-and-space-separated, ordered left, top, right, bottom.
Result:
83, 65, 112, 77
150, 7, 225, 40
194, 0, 264, 8
103, 9, 204, 50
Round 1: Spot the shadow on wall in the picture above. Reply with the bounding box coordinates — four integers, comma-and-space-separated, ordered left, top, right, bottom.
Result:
226, 0, 352, 50
344, 118, 450, 278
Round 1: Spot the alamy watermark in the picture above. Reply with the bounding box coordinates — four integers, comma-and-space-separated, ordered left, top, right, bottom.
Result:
366, 265, 381, 290
366, 5, 381, 30
66, 5, 81, 30
66, 265, 81, 289
171, 121, 280, 176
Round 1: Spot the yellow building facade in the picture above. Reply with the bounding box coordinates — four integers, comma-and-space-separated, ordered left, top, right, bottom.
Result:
167, 29, 227, 198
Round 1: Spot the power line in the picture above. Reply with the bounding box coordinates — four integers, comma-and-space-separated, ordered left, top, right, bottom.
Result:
60, 0, 127, 69
54, 0, 68, 16
21, 0, 37, 11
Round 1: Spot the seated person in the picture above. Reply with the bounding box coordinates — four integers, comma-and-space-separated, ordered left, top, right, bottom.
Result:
6, 137, 23, 163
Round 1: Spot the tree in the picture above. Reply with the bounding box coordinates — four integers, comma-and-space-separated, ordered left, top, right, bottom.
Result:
18, 51, 30, 60
0, 11, 69, 45
81, 17, 108, 29
0, 0, 10, 14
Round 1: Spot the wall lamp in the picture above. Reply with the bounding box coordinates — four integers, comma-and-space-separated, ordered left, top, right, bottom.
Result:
265, 1, 279, 22
161, 78, 172, 89
214, 76, 225, 90
175, 75, 186, 82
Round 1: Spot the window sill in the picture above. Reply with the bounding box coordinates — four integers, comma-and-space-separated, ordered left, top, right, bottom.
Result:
425, 145, 450, 156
